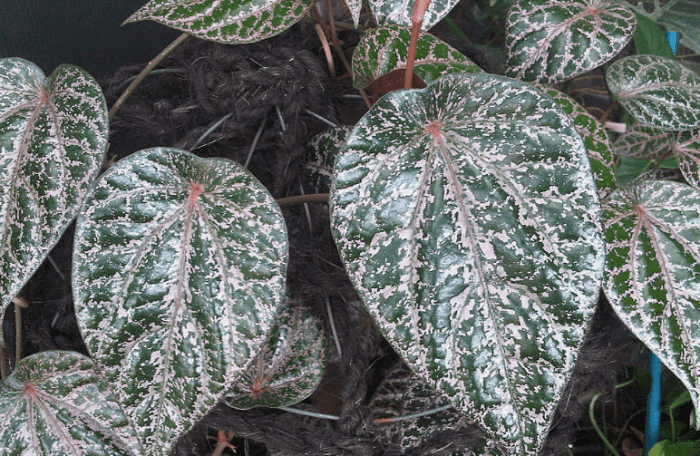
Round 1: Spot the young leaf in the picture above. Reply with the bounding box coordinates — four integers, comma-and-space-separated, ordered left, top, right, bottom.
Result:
367, 0, 460, 30
72, 147, 288, 456
352, 25, 482, 90
633, 13, 675, 59
0, 58, 107, 341
533, 84, 616, 197
125, 0, 313, 44
0, 350, 142, 456
606, 55, 700, 131
604, 180, 700, 420
330, 73, 605, 454
505, 0, 636, 84
223, 299, 327, 409
305, 126, 352, 193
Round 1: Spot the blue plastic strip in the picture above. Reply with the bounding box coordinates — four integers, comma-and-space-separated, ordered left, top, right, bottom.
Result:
646, 352, 662, 454
665, 31, 679, 55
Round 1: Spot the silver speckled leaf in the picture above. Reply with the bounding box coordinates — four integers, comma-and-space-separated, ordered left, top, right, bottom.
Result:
330, 73, 605, 454
606, 55, 700, 131
506, 0, 636, 84
675, 130, 700, 189
344, 0, 362, 28
223, 299, 327, 409
0, 350, 142, 456
73, 148, 288, 456
305, 126, 352, 193
534, 83, 616, 198
612, 123, 677, 160
125, 0, 312, 44
368, 0, 460, 30
352, 25, 482, 90
603, 180, 700, 415
0, 58, 107, 342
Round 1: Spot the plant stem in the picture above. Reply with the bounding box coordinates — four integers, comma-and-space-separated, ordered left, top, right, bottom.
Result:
374, 404, 453, 423
589, 392, 622, 456
13, 297, 28, 364
108, 32, 190, 120
0, 343, 7, 379
405, 0, 432, 89
276, 193, 329, 207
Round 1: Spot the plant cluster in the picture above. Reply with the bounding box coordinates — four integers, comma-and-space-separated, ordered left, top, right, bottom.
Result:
1, 0, 700, 455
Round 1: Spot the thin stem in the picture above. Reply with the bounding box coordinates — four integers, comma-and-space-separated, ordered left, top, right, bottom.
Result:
374, 404, 453, 424
193, 113, 233, 149
589, 392, 622, 456
0, 343, 7, 379
278, 406, 340, 420
244, 118, 266, 169
109, 32, 190, 120
325, 297, 342, 358
13, 297, 28, 364
276, 193, 329, 207
304, 109, 338, 128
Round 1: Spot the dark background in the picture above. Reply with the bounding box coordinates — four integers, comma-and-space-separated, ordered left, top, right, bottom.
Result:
0, 0, 180, 78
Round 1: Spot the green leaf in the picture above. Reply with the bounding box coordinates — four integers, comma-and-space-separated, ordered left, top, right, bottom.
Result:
606, 55, 700, 131
649, 438, 700, 456
613, 124, 677, 160
0, 58, 107, 341
330, 73, 605, 454
223, 298, 327, 409
367, 0, 461, 30
505, 0, 636, 84
655, 0, 700, 58
0, 351, 142, 456
72, 147, 288, 455
352, 25, 482, 90
305, 126, 352, 193
604, 180, 700, 420
533, 84, 616, 197
633, 13, 675, 59
125, 0, 313, 44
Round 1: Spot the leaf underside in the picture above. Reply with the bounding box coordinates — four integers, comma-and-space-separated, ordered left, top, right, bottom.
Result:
72, 148, 288, 455
330, 73, 605, 454
223, 299, 327, 409
125, 0, 312, 44
604, 180, 700, 416
506, 0, 636, 84
352, 24, 482, 90
0, 351, 141, 456
0, 58, 107, 342
606, 55, 700, 131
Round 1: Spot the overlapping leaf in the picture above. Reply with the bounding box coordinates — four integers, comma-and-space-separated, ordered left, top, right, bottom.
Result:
613, 124, 677, 160
125, 0, 312, 44
606, 55, 700, 131
305, 126, 351, 193
0, 58, 107, 341
603, 180, 700, 416
330, 73, 605, 454
223, 299, 327, 409
655, 0, 700, 57
673, 130, 700, 189
352, 25, 482, 90
0, 350, 142, 456
367, 0, 460, 30
72, 148, 288, 455
534, 84, 615, 197
506, 0, 636, 84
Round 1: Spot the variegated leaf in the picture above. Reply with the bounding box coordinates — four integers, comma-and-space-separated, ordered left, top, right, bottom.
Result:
0, 58, 107, 342
0, 350, 142, 456
352, 25, 482, 90
534, 84, 616, 197
223, 299, 327, 409
344, 0, 362, 28
330, 73, 605, 455
72, 148, 288, 456
603, 180, 700, 417
606, 55, 700, 131
305, 126, 351, 193
505, 0, 636, 84
674, 129, 700, 189
613, 124, 677, 160
125, 0, 312, 44
367, 0, 460, 30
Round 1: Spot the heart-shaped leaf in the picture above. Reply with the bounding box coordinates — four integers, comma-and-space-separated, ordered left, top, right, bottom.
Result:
223, 299, 327, 409
606, 55, 700, 131
0, 58, 107, 341
533, 83, 616, 197
352, 25, 482, 90
72, 147, 288, 455
330, 73, 605, 454
505, 0, 636, 84
125, 0, 313, 44
367, 0, 460, 30
0, 350, 142, 456
603, 180, 700, 416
